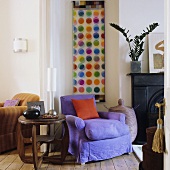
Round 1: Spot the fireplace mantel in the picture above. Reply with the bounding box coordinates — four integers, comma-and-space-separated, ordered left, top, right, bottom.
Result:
128, 73, 164, 144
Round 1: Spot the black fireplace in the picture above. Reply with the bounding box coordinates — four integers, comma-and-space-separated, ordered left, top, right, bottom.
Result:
128, 73, 164, 144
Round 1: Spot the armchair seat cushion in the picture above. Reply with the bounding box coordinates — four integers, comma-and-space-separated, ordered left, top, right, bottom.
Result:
84, 119, 130, 141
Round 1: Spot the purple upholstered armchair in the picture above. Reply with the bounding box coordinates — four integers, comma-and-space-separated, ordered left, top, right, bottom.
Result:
60, 94, 132, 164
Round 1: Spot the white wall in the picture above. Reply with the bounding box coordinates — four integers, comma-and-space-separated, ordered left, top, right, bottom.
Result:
97, 0, 120, 110
51, 0, 164, 112
0, 0, 40, 101
0, 0, 164, 111
48, 0, 120, 112
118, 0, 164, 106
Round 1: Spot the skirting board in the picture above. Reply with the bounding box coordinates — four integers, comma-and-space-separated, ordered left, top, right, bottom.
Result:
133, 145, 143, 161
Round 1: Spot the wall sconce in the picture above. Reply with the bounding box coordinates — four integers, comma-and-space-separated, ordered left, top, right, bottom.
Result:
13, 38, 28, 53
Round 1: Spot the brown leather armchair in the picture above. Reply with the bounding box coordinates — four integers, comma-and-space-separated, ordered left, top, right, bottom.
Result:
0, 93, 40, 153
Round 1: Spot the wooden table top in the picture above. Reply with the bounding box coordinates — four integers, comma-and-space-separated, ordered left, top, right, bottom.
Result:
18, 114, 66, 125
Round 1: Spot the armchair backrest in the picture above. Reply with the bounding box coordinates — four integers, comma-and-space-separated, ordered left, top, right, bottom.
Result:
60, 94, 95, 116
12, 93, 40, 106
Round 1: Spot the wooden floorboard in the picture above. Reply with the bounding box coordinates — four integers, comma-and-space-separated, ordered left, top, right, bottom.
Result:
0, 146, 140, 170
123, 154, 139, 170
101, 159, 115, 170
112, 155, 129, 170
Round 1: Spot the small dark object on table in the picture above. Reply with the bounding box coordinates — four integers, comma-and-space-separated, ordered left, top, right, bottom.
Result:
40, 113, 59, 119
23, 108, 40, 119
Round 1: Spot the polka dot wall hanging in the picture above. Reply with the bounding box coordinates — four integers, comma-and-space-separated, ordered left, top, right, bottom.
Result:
72, 1, 105, 102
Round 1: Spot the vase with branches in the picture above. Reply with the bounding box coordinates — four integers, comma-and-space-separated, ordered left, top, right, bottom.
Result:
109, 22, 159, 61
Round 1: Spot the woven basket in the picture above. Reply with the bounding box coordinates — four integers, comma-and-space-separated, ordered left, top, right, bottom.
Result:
109, 99, 137, 142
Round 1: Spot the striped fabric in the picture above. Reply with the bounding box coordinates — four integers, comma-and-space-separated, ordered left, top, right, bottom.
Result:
12, 93, 40, 106
0, 93, 40, 153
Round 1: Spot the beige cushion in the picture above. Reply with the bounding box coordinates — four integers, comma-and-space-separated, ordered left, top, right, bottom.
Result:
109, 99, 137, 142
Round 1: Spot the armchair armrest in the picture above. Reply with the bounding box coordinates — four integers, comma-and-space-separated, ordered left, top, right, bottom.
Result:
98, 111, 126, 124
66, 115, 85, 131
0, 102, 4, 107
0, 106, 27, 135
0, 106, 27, 116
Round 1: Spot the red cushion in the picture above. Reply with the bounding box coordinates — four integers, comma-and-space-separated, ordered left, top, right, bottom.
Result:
72, 98, 99, 120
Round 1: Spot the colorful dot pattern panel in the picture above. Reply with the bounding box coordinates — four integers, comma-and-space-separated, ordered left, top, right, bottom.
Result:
73, 1, 104, 9
73, 6, 105, 101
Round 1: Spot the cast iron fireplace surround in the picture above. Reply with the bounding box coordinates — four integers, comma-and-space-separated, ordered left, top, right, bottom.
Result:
129, 73, 164, 144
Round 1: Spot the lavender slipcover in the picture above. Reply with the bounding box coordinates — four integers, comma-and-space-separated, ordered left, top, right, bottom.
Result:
60, 94, 132, 163
85, 119, 129, 140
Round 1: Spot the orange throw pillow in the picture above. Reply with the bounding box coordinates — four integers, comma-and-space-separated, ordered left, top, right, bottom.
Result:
72, 98, 99, 120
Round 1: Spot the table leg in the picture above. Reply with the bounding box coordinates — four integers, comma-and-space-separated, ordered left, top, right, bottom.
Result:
32, 125, 42, 170
61, 121, 69, 162
44, 125, 50, 156
43, 121, 69, 164
17, 123, 25, 161
17, 122, 34, 163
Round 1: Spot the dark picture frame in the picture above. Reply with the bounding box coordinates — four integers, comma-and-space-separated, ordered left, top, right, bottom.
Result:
27, 101, 45, 115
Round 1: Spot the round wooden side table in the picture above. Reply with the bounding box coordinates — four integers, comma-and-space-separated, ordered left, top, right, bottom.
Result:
17, 114, 69, 170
